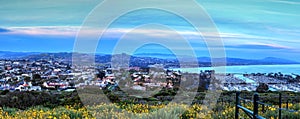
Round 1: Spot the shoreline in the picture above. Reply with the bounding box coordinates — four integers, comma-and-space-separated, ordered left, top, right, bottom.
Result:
172, 64, 300, 74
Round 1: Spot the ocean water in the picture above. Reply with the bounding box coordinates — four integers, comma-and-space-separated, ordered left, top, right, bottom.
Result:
174, 64, 300, 74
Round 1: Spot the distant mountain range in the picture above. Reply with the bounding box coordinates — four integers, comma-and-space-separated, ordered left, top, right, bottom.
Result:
0, 51, 299, 65
134, 53, 299, 65
214, 57, 299, 65
0, 51, 40, 59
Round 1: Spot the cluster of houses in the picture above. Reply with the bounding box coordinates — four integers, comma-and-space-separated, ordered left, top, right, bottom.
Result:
0, 59, 77, 91
1, 58, 300, 93
93, 65, 183, 91
0, 58, 185, 92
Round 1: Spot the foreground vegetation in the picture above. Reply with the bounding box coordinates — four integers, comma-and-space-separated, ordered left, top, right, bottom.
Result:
1, 102, 300, 119
1, 89, 300, 118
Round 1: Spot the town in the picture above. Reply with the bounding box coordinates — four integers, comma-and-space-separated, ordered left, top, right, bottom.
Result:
1, 55, 300, 93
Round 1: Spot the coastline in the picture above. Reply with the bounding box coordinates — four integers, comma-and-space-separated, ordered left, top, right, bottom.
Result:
172, 64, 300, 74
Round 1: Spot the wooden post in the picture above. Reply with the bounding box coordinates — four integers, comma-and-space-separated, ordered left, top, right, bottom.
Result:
243, 95, 246, 105
221, 98, 224, 106
285, 100, 288, 119
253, 93, 259, 119
235, 92, 240, 119
279, 93, 282, 119
286, 100, 288, 110
262, 103, 265, 113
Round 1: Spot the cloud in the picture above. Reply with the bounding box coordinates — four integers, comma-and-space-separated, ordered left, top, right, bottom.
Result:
0, 28, 10, 33
265, 26, 300, 37
2, 26, 79, 36
0, 0, 103, 27
260, 10, 300, 17
269, 0, 300, 5
6, 26, 250, 39
226, 42, 291, 50
0, 26, 295, 52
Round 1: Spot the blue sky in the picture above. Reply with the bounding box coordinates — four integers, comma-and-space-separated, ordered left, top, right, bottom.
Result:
0, 0, 300, 60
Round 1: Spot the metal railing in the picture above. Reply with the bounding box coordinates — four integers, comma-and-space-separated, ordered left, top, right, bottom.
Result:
235, 92, 300, 119
235, 92, 265, 119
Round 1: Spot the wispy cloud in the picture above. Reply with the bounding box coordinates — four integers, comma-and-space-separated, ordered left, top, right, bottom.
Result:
2, 26, 292, 51
226, 43, 291, 50
269, 0, 300, 5
260, 10, 300, 17
0, 28, 10, 33
265, 26, 300, 37
3, 26, 79, 36
248, 42, 291, 49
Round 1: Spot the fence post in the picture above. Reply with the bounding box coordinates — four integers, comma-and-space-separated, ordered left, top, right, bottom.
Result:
253, 93, 259, 119
286, 99, 288, 110
221, 98, 224, 106
279, 93, 282, 119
243, 95, 246, 105
262, 103, 265, 113
235, 92, 240, 119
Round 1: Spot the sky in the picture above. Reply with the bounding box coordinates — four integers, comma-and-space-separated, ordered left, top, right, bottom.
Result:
0, 0, 300, 60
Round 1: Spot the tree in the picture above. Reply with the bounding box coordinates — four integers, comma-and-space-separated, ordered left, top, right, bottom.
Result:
256, 83, 269, 93
24, 76, 31, 82
32, 74, 42, 86
32, 74, 41, 80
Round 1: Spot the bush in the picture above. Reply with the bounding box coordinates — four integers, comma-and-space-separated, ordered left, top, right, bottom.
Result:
0, 91, 59, 109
